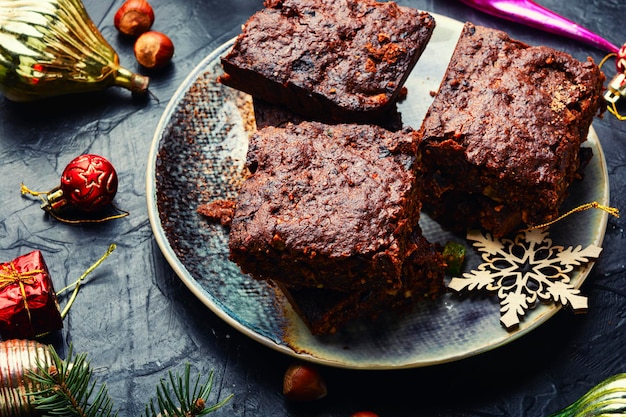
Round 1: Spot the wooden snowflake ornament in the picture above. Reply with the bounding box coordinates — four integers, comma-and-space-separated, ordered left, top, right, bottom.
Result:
448, 228, 602, 330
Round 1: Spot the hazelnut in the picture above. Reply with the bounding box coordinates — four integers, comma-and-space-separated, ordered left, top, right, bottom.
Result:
114, 0, 155, 37
134, 31, 174, 69
282, 362, 327, 402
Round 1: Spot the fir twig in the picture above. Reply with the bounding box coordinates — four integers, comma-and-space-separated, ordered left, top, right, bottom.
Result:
24, 344, 233, 417
142, 364, 233, 417
26, 344, 118, 417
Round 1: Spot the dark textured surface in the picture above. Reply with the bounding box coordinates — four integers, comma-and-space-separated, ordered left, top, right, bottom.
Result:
0, 1, 624, 416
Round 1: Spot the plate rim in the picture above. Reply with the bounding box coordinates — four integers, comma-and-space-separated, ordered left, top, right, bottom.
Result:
145, 13, 610, 370
145, 39, 300, 357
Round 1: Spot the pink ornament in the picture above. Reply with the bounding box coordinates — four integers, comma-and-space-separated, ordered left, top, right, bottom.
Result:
458, 0, 619, 53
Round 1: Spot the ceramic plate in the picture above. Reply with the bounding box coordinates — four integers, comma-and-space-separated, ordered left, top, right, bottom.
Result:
146, 13, 610, 369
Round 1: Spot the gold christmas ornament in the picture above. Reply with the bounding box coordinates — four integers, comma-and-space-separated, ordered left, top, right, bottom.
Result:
547, 373, 626, 417
0, 0, 149, 101
0, 339, 53, 417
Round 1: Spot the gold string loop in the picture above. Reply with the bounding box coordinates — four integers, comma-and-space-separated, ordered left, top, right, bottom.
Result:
598, 52, 626, 120
526, 201, 620, 231
43, 205, 130, 224
598, 52, 616, 69
608, 101, 626, 121
21, 183, 129, 223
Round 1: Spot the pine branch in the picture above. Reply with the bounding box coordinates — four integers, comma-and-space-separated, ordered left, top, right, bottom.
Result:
142, 364, 233, 417
24, 345, 233, 417
27, 345, 117, 417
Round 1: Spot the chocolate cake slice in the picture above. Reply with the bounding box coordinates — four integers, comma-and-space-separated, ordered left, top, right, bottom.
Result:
228, 121, 427, 293
419, 22, 605, 237
219, 0, 435, 123
252, 97, 404, 132
276, 229, 445, 335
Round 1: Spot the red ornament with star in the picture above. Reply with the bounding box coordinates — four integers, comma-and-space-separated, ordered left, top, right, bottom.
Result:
21, 154, 128, 223
53, 154, 118, 212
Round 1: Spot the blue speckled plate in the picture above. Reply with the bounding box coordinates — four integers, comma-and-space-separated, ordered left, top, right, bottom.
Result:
146, 13, 610, 369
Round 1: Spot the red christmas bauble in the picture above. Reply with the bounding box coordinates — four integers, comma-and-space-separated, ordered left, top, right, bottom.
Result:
617, 43, 626, 73
59, 154, 118, 212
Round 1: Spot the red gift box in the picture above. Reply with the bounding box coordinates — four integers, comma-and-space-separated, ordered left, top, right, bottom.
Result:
0, 250, 63, 340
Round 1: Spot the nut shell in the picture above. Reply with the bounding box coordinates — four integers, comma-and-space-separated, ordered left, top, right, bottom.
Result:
134, 31, 174, 69
282, 363, 328, 402
114, 0, 155, 36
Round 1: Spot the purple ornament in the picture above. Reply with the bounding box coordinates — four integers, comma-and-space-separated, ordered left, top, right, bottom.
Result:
458, 0, 619, 53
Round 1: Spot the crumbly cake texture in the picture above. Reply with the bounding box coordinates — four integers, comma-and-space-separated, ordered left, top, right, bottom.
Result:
252, 97, 404, 132
418, 22, 605, 237
197, 199, 236, 226
276, 229, 445, 335
219, 0, 435, 123
228, 121, 429, 293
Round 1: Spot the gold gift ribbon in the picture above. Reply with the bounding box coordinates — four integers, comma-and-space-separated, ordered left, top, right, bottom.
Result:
0, 262, 46, 327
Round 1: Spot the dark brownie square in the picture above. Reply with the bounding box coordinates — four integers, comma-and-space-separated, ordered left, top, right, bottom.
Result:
228, 121, 423, 292
419, 22, 605, 237
219, 0, 435, 123
276, 229, 445, 335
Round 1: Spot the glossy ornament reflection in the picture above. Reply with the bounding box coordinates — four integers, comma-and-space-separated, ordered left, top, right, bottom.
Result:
21, 154, 129, 224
